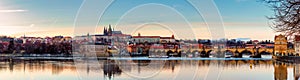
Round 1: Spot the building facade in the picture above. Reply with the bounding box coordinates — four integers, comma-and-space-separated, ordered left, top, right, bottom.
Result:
131, 33, 176, 44
132, 33, 160, 44
159, 35, 175, 44
274, 34, 288, 56
294, 35, 300, 56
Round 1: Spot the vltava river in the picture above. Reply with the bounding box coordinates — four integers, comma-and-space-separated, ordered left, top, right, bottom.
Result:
0, 59, 298, 80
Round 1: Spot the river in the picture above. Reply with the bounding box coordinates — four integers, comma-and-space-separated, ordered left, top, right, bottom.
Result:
0, 58, 298, 80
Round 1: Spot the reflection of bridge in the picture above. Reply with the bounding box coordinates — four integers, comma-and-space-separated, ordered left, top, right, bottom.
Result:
163, 60, 273, 71
150, 48, 294, 55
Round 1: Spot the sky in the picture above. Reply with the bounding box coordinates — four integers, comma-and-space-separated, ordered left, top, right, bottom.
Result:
0, 0, 275, 40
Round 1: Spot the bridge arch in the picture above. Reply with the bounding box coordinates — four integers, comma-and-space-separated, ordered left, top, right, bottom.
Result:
192, 50, 200, 54
234, 50, 240, 54
156, 50, 162, 54
259, 51, 272, 55
192, 50, 200, 57
207, 50, 213, 54
162, 50, 166, 54
149, 50, 155, 53
186, 50, 192, 54
180, 50, 185, 54
240, 50, 252, 55
225, 50, 234, 53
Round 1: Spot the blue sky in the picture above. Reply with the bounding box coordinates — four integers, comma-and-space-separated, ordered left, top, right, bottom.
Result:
0, 0, 275, 40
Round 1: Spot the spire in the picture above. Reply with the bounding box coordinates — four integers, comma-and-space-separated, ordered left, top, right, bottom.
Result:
108, 24, 112, 35
103, 26, 107, 35
108, 24, 112, 32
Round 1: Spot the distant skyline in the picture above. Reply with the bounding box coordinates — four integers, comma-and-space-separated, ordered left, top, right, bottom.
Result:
0, 0, 275, 40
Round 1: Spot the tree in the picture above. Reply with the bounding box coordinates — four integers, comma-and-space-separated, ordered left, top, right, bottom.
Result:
262, 0, 300, 37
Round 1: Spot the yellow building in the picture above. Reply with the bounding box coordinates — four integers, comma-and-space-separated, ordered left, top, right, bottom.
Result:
274, 34, 288, 56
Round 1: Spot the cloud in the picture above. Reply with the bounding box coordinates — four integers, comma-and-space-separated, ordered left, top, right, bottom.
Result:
0, 10, 27, 13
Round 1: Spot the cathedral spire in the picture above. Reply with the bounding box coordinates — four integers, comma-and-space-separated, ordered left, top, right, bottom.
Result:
108, 24, 112, 35
108, 24, 112, 32
103, 26, 107, 35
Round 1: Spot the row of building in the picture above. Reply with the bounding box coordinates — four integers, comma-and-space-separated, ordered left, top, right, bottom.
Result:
0, 35, 72, 53
74, 25, 176, 45
73, 25, 300, 56
1, 24, 300, 56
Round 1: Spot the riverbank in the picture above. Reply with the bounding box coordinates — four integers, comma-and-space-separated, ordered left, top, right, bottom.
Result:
0, 53, 275, 61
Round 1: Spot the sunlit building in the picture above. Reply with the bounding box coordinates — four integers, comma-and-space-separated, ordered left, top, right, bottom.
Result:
274, 34, 288, 56
294, 35, 300, 56
132, 33, 160, 44
131, 33, 176, 44
159, 35, 175, 44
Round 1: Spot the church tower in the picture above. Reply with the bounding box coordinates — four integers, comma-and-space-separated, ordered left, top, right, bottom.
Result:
103, 27, 107, 35
108, 24, 113, 35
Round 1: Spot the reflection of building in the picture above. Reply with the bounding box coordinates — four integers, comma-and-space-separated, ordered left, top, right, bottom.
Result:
294, 35, 300, 56
274, 34, 288, 56
103, 60, 122, 79
294, 64, 300, 80
52, 64, 63, 75
274, 63, 287, 80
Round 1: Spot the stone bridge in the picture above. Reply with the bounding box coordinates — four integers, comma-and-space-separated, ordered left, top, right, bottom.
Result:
149, 48, 294, 55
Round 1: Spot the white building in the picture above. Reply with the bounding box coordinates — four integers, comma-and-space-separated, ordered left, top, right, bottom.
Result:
132, 33, 160, 44
160, 35, 175, 44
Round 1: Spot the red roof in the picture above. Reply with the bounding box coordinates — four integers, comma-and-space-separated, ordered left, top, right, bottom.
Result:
253, 40, 259, 42
275, 34, 287, 40
266, 44, 274, 46
150, 45, 164, 49
64, 36, 72, 38
112, 34, 131, 36
160, 37, 174, 39
132, 36, 160, 38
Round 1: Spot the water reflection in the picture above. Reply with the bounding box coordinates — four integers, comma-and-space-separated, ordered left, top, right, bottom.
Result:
1, 59, 300, 80
274, 62, 287, 80
103, 60, 122, 79
294, 64, 300, 80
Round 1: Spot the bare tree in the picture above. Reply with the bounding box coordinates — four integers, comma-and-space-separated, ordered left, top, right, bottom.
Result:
262, 0, 300, 38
